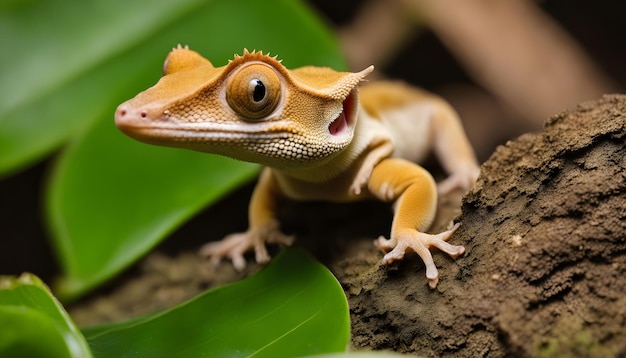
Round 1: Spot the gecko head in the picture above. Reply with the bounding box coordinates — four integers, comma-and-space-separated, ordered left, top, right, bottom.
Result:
115, 46, 373, 170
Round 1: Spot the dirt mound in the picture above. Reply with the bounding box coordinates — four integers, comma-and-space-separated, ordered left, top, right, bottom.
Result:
345, 94, 626, 357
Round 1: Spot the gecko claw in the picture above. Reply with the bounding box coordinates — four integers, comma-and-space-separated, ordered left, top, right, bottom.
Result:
375, 223, 464, 288
200, 225, 294, 270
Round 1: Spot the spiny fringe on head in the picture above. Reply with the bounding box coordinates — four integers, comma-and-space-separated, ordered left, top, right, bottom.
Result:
172, 43, 190, 51
228, 48, 282, 65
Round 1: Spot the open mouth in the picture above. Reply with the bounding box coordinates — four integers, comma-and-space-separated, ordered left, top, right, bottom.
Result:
328, 91, 356, 136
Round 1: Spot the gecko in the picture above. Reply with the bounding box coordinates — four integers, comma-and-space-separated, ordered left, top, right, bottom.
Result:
115, 45, 480, 288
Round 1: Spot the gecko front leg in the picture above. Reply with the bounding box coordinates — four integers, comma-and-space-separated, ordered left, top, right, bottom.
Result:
368, 158, 465, 288
200, 168, 294, 270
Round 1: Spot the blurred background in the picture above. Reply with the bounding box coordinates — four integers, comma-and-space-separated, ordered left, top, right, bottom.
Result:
314, 0, 623, 161
1, 0, 625, 287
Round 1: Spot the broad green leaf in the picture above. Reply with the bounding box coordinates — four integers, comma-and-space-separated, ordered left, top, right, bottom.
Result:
82, 249, 350, 358
45, 0, 345, 300
0, 0, 206, 175
0, 274, 92, 358
0, 0, 344, 176
47, 117, 258, 300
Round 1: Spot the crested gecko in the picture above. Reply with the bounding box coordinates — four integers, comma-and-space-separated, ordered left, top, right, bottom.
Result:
115, 46, 479, 288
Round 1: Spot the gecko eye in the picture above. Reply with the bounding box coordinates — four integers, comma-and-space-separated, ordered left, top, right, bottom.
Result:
227, 64, 281, 120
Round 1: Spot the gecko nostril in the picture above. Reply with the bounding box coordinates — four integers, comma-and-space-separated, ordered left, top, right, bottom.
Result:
119, 109, 127, 116
140, 111, 147, 118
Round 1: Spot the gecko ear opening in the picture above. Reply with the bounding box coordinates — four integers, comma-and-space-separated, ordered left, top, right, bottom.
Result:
329, 90, 357, 136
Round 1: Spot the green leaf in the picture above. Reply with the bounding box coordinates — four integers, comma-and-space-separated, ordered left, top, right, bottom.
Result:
47, 117, 258, 300
0, 0, 206, 175
43, 0, 345, 300
0, 0, 344, 176
0, 274, 92, 358
82, 249, 350, 358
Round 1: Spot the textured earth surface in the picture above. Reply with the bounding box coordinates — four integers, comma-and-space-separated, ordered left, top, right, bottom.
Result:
344, 94, 626, 357
70, 95, 626, 357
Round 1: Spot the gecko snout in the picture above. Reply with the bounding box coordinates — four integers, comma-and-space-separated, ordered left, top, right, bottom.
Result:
115, 104, 146, 121
115, 102, 169, 127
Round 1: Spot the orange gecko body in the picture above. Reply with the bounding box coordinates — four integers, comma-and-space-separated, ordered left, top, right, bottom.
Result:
115, 46, 479, 287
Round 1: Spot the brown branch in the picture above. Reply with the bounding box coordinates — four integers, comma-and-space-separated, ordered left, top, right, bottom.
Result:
404, 0, 616, 123
338, 0, 616, 127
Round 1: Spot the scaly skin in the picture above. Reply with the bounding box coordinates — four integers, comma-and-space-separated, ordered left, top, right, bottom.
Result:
115, 46, 479, 287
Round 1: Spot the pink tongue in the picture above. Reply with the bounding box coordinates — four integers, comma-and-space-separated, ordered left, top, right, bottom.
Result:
329, 111, 347, 136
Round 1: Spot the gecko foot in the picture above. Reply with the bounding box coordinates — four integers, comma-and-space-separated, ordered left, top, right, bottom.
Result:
374, 223, 464, 288
200, 225, 295, 271
437, 164, 480, 195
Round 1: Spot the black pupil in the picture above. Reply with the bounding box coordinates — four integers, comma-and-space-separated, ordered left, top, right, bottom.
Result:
252, 79, 265, 102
